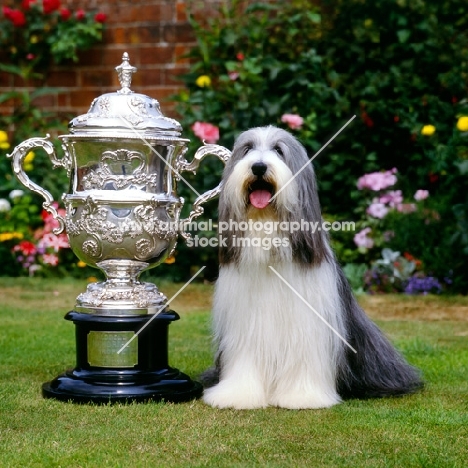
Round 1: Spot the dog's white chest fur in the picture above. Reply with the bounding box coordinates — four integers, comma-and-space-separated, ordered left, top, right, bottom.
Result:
204, 261, 345, 409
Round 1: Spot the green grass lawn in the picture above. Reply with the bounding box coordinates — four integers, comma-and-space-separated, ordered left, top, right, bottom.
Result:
0, 278, 467, 467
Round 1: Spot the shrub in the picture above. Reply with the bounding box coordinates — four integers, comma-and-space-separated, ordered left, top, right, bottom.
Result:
174, 0, 468, 291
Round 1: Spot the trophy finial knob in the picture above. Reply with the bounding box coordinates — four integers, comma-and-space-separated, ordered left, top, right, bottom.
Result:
116, 52, 137, 94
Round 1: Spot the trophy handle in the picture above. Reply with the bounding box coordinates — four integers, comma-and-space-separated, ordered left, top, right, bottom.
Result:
8, 135, 70, 235
177, 143, 231, 240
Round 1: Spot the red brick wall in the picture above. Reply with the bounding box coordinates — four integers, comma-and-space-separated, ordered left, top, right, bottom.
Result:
0, 0, 224, 119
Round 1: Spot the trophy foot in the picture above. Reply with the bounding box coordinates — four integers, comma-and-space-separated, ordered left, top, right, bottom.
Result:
42, 369, 203, 404
42, 310, 203, 404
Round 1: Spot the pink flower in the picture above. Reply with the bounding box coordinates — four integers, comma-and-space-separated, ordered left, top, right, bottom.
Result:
379, 190, 403, 207
366, 202, 389, 219
353, 227, 374, 249
94, 12, 106, 23
414, 189, 429, 201
281, 113, 304, 130
228, 71, 239, 81
42, 253, 59, 266
191, 122, 220, 144
39, 233, 69, 252
75, 9, 86, 20
397, 203, 417, 213
26, 53, 35, 60
357, 169, 398, 191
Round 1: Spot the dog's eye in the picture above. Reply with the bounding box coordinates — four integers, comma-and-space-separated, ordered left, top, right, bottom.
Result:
274, 145, 284, 157
243, 144, 252, 156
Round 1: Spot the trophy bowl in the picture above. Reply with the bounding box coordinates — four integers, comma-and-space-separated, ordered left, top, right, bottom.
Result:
8, 53, 231, 403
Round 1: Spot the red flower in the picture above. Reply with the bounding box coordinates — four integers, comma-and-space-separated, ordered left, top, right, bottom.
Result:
403, 252, 422, 268
393, 115, 399, 123
43, 0, 60, 14
94, 12, 106, 23
60, 8, 71, 20
21, 0, 36, 10
236, 52, 245, 61
428, 172, 439, 184
41, 208, 55, 222
75, 9, 86, 20
14, 241, 37, 256
26, 53, 35, 60
4, 8, 27, 27
361, 111, 374, 128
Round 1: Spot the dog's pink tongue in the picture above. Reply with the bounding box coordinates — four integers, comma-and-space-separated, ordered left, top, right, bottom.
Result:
249, 190, 271, 209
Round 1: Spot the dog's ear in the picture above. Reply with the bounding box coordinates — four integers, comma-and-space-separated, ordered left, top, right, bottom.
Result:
279, 132, 332, 266
220, 130, 254, 185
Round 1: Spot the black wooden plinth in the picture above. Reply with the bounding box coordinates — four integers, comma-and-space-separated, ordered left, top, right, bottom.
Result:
42, 310, 203, 404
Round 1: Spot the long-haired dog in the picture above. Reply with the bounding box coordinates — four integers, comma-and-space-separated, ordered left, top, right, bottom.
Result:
201, 126, 423, 409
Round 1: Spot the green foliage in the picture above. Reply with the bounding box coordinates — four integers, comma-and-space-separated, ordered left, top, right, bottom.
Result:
342, 263, 367, 294
48, 15, 103, 63
0, 64, 69, 202
175, 0, 468, 291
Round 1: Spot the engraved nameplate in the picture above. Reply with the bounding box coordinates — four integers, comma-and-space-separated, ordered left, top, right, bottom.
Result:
87, 331, 138, 368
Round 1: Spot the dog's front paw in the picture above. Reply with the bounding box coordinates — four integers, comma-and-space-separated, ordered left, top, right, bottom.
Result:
203, 380, 268, 409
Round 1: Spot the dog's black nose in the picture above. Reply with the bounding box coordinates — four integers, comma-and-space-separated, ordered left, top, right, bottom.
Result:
251, 162, 267, 177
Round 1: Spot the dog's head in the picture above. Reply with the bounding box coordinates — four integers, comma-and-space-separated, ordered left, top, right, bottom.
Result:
218, 126, 330, 266
221, 126, 308, 220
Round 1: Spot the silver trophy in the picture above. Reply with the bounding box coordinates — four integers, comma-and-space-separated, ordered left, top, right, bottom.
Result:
8, 53, 231, 403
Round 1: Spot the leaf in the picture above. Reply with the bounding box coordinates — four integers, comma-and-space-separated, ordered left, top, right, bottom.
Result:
397, 29, 411, 43
0, 63, 23, 75
29, 87, 67, 99
455, 160, 468, 175
0, 91, 24, 104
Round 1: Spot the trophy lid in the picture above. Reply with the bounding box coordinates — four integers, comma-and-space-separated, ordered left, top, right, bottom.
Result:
68, 52, 182, 138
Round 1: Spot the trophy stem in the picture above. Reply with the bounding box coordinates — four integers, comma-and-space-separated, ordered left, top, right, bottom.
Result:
75, 259, 167, 315
98, 258, 148, 284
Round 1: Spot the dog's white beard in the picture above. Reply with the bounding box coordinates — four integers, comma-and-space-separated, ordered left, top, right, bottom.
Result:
203, 261, 345, 409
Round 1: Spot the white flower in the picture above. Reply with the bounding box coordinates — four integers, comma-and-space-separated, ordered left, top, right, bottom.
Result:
0, 199, 11, 212
9, 189, 24, 200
